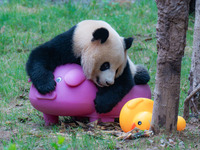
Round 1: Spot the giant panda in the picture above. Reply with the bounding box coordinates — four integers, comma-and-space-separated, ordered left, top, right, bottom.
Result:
26, 20, 150, 113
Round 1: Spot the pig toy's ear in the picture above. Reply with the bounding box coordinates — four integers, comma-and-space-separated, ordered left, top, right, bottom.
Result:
64, 69, 86, 86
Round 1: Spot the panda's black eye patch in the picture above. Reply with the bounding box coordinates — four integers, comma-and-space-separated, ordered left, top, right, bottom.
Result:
100, 62, 110, 71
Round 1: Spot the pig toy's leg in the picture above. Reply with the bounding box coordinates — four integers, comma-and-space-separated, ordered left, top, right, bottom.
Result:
89, 117, 99, 122
43, 113, 59, 126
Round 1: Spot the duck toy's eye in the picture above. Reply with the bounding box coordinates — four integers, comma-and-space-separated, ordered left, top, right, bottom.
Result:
138, 121, 142, 125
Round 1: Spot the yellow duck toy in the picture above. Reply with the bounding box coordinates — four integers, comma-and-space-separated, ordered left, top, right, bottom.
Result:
119, 98, 186, 133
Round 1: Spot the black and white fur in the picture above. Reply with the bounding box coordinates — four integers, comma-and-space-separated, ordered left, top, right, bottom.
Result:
26, 20, 150, 113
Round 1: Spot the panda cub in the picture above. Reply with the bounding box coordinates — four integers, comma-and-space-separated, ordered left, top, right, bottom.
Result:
26, 20, 150, 113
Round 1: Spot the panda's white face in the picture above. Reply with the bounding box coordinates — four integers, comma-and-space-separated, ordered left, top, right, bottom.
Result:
73, 20, 132, 87
98, 62, 115, 87
80, 34, 127, 87
95, 60, 124, 87
90, 51, 126, 87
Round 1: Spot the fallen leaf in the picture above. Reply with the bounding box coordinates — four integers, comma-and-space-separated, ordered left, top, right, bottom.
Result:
0, 26, 5, 34
15, 103, 24, 107
169, 138, 175, 145
18, 117, 30, 123
76, 121, 87, 128
144, 56, 150, 63
59, 122, 66, 133
144, 37, 153, 42
65, 123, 77, 128
5, 121, 12, 125
87, 120, 98, 128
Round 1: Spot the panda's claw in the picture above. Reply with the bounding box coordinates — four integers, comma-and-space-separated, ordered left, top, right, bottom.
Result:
32, 74, 56, 95
36, 80, 56, 95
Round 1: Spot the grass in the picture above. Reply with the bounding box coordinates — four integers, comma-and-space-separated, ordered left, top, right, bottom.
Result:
0, 0, 199, 149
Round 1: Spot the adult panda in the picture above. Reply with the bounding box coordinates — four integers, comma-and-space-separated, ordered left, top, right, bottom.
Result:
26, 20, 150, 113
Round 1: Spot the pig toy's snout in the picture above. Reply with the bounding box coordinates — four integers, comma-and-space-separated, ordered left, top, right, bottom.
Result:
64, 69, 86, 87
36, 90, 57, 100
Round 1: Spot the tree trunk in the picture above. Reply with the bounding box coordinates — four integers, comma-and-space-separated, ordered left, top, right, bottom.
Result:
150, 0, 190, 134
184, 0, 200, 120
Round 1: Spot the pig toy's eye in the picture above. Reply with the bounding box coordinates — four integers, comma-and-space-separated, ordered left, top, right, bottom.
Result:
56, 77, 62, 83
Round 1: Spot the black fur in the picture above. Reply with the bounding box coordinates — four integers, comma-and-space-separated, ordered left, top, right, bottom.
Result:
92, 28, 109, 44
124, 37, 134, 50
26, 23, 150, 114
26, 25, 80, 94
95, 62, 134, 113
95, 63, 150, 113
134, 65, 150, 85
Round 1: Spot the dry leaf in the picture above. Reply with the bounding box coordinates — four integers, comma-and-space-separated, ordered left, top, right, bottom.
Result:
116, 129, 153, 140
5, 121, 12, 125
0, 26, 5, 34
144, 37, 153, 42
103, 130, 123, 137
18, 117, 30, 123
75, 121, 87, 128
87, 120, 98, 128
59, 122, 66, 133
15, 103, 24, 107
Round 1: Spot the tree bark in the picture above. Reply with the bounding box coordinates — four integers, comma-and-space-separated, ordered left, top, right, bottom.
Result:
184, 0, 200, 120
150, 0, 190, 134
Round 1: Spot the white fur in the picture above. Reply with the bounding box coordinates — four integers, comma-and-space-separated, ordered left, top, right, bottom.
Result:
73, 20, 134, 87
127, 56, 137, 77
98, 69, 115, 87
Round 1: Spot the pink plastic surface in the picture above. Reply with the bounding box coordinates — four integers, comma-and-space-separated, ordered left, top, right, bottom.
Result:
29, 64, 151, 125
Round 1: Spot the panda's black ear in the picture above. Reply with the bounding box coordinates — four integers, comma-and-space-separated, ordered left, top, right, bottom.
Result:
92, 28, 109, 44
124, 37, 134, 50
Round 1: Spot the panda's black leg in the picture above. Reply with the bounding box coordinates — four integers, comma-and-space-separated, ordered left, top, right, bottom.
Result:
94, 62, 134, 113
134, 65, 150, 85
95, 86, 126, 113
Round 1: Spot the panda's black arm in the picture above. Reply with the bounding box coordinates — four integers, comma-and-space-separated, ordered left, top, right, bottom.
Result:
94, 62, 134, 113
26, 26, 80, 94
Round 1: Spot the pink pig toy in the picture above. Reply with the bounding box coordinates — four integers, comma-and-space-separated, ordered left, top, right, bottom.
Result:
29, 64, 151, 126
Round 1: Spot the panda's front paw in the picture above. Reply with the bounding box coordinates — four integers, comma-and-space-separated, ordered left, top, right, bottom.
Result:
33, 74, 56, 95
94, 98, 112, 114
36, 79, 56, 95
